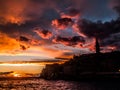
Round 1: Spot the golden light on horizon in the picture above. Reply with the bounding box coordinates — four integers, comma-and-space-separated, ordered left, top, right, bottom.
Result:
0, 63, 45, 75
13, 73, 21, 77
11, 71, 26, 77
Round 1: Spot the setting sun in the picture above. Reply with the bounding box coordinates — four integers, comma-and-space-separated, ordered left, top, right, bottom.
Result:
13, 73, 21, 77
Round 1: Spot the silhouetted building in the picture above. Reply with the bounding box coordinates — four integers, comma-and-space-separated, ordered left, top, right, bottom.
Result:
95, 37, 100, 53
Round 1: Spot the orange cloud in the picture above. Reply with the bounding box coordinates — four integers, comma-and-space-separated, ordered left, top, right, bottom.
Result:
0, 0, 57, 25
83, 38, 96, 52
0, 32, 20, 52
12, 45, 73, 59
72, 23, 87, 38
0, 0, 30, 25
34, 29, 52, 39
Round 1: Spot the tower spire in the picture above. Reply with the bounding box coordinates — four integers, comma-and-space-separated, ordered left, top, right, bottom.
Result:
95, 37, 100, 53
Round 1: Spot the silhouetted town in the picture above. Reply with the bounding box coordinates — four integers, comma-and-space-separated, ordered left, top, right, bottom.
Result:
40, 38, 120, 80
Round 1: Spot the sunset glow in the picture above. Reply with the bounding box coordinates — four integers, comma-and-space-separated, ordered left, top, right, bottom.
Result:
0, 0, 120, 77
0, 63, 45, 77
13, 73, 21, 77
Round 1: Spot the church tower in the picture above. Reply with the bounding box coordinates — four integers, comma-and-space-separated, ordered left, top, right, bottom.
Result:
95, 37, 100, 53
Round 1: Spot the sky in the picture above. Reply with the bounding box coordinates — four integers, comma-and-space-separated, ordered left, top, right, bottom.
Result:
0, 63, 44, 74
0, 0, 120, 61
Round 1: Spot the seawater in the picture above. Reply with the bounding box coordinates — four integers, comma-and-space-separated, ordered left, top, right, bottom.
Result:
0, 79, 119, 90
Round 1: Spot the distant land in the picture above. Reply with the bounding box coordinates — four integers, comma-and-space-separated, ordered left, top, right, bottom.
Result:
0, 59, 67, 64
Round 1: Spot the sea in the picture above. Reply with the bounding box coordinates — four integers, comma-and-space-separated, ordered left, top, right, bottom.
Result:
0, 78, 120, 90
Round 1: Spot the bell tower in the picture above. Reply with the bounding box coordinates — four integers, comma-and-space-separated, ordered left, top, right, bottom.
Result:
95, 37, 100, 53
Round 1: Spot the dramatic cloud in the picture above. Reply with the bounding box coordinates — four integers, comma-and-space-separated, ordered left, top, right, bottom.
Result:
0, 32, 20, 52
0, 32, 35, 52
60, 8, 80, 19
68, 18, 120, 51
111, 0, 120, 16
19, 36, 30, 42
0, 0, 57, 25
76, 19, 120, 39
0, 0, 120, 59
34, 28, 52, 39
83, 38, 96, 51
52, 18, 74, 30
101, 33, 120, 50
0, 0, 29, 25
53, 36, 85, 47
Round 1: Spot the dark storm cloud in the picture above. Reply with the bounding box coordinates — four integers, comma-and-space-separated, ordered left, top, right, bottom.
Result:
60, 8, 80, 19
75, 18, 120, 50
111, 0, 120, 16
52, 18, 74, 30
0, 22, 32, 38
0, 17, 53, 38
19, 36, 30, 42
77, 19, 120, 39
63, 8, 80, 17
53, 36, 85, 47
101, 33, 120, 49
